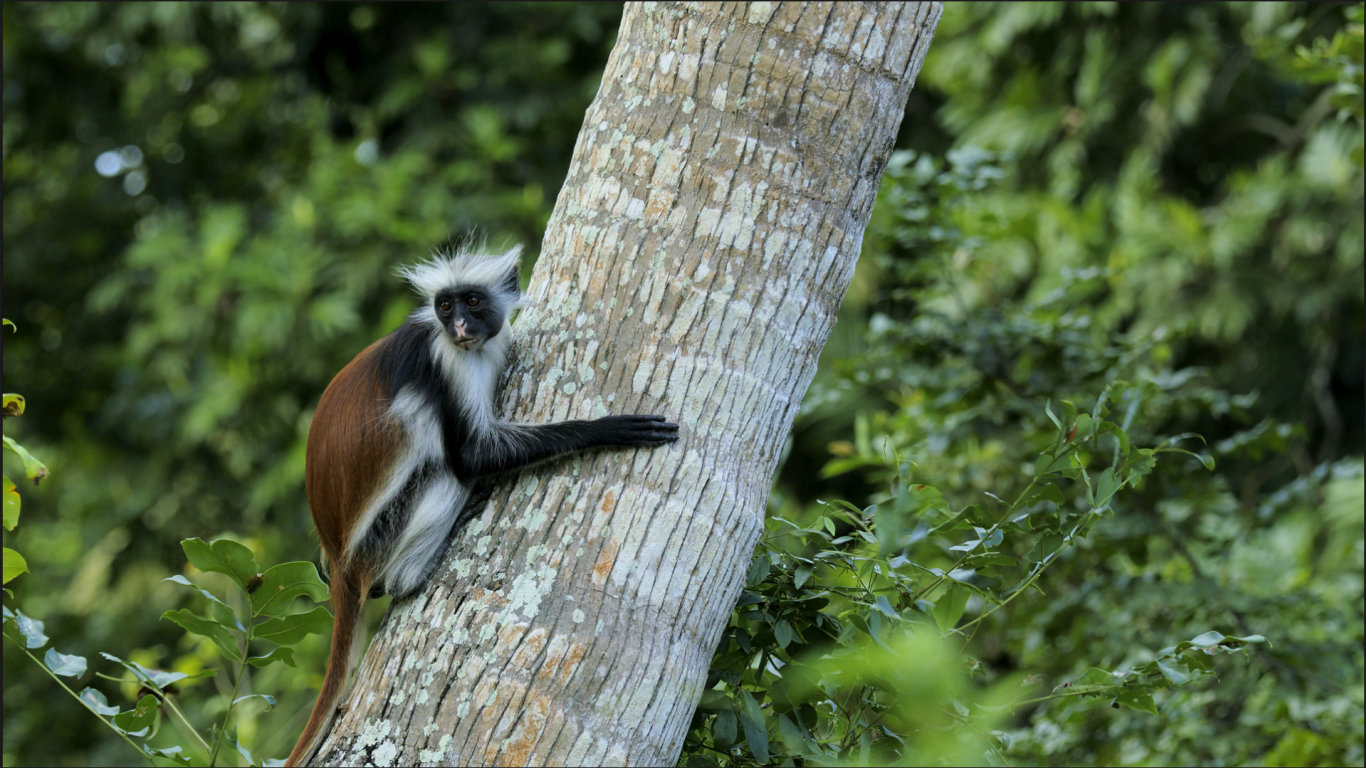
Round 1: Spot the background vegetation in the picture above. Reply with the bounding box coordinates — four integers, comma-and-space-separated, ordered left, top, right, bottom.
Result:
3, 3, 1361, 766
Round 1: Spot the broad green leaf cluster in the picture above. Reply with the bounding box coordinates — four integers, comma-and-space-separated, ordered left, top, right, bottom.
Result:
3, 1, 616, 559
3, 4, 619, 765
5, 319, 328, 765
682, 3, 1363, 766
4, 535, 326, 766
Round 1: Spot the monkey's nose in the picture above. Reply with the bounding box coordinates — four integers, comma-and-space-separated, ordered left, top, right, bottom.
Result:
451, 321, 481, 349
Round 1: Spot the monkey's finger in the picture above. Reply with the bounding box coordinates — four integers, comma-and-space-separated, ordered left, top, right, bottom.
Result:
619, 427, 680, 444
625, 421, 679, 435
619, 414, 674, 424
630, 436, 679, 446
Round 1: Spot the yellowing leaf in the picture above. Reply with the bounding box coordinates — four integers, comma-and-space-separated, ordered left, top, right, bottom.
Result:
2, 548, 29, 585
3, 476, 19, 531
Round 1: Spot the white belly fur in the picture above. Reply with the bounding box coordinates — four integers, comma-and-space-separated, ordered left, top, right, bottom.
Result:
346, 386, 469, 595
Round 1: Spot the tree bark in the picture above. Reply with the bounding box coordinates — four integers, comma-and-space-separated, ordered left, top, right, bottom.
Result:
310, 2, 940, 765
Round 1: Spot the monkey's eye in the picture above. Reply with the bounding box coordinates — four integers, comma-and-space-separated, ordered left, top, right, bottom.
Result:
465, 296, 481, 308
437, 299, 452, 314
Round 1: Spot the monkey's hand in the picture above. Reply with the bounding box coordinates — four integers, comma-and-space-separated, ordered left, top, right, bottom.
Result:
593, 414, 680, 447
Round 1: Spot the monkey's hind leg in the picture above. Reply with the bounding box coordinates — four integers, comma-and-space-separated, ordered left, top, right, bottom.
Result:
384, 480, 495, 601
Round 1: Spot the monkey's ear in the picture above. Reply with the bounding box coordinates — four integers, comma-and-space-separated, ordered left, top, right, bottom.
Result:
500, 244, 523, 295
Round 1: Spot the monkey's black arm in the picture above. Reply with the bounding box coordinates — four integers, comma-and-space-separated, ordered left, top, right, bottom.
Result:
447, 415, 679, 482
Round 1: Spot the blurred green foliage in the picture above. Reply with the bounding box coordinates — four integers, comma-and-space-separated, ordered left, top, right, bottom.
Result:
3, 3, 620, 765
2, 2, 1362, 767
5, 534, 327, 767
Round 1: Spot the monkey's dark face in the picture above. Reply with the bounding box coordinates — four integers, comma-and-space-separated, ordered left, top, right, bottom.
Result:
434, 286, 507, 350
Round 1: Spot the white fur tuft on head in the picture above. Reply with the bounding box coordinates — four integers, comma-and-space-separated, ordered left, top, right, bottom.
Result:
398, 243, 524, 304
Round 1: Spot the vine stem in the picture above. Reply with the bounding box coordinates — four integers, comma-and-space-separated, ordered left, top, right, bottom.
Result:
957, 507, 1099, 634
207, 620, 255, 766
1013, 680, 1127, 709
913, 457, 1061, 602
913, 436, 1083, 605
162, 695, 214, 757
4, 636, 159, 767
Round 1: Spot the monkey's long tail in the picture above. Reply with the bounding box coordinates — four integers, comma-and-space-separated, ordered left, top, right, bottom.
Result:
285, 566, 367, 767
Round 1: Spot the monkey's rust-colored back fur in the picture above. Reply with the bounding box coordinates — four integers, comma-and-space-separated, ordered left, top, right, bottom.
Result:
305, 337, 400, 564
287, 338, 397, 766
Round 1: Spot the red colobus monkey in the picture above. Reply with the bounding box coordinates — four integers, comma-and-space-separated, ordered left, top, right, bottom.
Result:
286, 244, 679, 766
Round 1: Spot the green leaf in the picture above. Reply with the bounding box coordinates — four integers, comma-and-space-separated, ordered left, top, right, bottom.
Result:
1043, 400, 1062, 431
161, 609, 242, 660
1156, 658, 1193, 685
746, 551, 771, 588
3, 475, 19, 530
1073, 413, 1093, 442
1115, 687, 1159, 715
776, 712, 808, 753
164, 574, 243, 630
112, 693, 161, 737
713, 709, 737, 748
1029, 533, 1065, 562
931, 585, 969, 630
2, 318, 14, 332
2, 436, 49, 484
1075, 667, 1116, 688
180, 538, 260, 591
232, 692, 276, 710
1158, 431, 1213, 467
44, 647, 88, 678
774, 619, 794, 649
1096, 420, 1132, 460
1184, 630, 1267, 654
230, 731, 255, 767
1091, 380, 1124, 424
1059, 400, 1079, 432
98, 652, 212, 691
1034, 451, 1072, 478
1180, 651, 1215, 675
79, 687, 120, 717
823, 497, 867, 520
1078, 461, 1097, 506
1123, 449, 1159, 481
1094, 466, 1123, 507
247, 645, 297, 668
1189, 630, 1225, 648
735, 591, 764, 608
3, 547, 29, 584
144, 745, 192, 766
250, 561, 330, 616
949, 536, 984, 553
793, 563, 813, 590
254, 606, 332, 646
1038, 482, 1067, 509
738, 690, 770, 763
8, 607, 47, 648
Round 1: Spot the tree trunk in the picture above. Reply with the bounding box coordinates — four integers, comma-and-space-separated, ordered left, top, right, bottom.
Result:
310, 2, 940, 765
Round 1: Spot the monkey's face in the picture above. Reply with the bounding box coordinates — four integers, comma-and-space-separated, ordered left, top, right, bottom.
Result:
434, 287, 507, 350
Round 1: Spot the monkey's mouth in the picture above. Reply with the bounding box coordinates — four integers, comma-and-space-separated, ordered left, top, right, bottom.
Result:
454, 337, 483, 350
